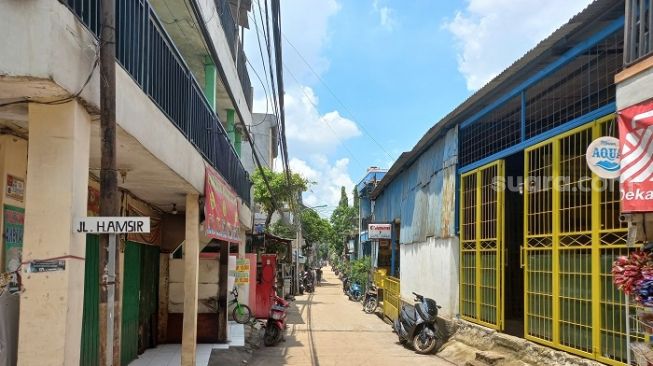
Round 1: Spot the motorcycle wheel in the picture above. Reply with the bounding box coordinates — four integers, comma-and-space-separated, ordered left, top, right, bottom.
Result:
412, 330, 442, 354
264, 326, 281, 347
363, 297, 377, 313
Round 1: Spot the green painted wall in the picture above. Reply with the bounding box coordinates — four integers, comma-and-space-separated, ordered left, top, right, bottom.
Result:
121, 242, 141, 366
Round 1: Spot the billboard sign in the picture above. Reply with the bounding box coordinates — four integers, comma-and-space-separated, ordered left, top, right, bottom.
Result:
619, 100, 653, 212
368, 223, 391, 239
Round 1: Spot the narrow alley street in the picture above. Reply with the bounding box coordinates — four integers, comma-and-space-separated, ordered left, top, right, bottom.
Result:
246, 269, 455, 366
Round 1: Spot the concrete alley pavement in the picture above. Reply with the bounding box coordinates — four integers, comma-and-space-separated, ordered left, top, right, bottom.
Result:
246, 269, 455, 366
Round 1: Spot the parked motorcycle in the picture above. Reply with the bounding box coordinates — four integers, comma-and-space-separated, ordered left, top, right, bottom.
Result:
348, 282, 364, 302
264, 293, 289, 346
342, 276, 350, 295
363, 283, 378, 313
393, 292, 444, 354
303, 272, 314, 293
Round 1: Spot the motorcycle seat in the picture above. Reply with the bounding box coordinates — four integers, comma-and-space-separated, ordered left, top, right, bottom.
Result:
401, 304, 417, 323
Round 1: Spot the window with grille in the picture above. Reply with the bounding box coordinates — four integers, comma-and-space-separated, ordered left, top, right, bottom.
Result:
459, 29, 623, 168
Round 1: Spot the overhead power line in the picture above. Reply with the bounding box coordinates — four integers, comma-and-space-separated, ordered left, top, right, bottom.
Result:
282, 33, 396, 162
282, 63, 365, 171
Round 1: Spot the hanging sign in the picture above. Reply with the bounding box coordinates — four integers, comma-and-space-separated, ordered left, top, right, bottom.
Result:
3, 205, 24, 273
586, 136, 620, 179
6, 175, 24, 201
204, 165, 240, 243
368, 223, 391, 239
619, 99, 653, 212
74, 217, 150, 234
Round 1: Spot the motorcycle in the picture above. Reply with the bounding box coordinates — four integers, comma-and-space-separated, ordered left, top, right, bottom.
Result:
303, 272, 314, 293
348, 282, 364, 302
393, 292, 444, 354
363, 283, 378, 313
342, 276, 350, 295
264, 293, 290, 346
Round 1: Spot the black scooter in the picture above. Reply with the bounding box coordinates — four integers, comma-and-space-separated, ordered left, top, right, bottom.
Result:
393, 292, 444, 354
362, 282, 378, 314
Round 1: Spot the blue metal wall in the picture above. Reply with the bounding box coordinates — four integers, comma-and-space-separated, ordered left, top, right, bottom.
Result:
373, 127, 458, 243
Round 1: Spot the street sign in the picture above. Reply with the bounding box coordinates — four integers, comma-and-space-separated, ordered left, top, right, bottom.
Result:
586, 136, 620, 179
74, 217, 150, 234
368, 224, 391, 239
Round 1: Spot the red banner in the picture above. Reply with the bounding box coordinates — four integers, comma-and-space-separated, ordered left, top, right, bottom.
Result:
619, 99, 653, 212
204, 165, 240, 242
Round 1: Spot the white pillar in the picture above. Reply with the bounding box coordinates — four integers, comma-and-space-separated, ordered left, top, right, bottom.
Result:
181, 193, 200, 366
18, 101, 90, 366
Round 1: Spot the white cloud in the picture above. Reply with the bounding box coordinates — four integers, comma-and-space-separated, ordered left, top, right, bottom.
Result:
444, 0, 593, 91
244, 0, 362, 214
284, 86, 361, 156
373, 0, 397, 31
290, 156, 355, 215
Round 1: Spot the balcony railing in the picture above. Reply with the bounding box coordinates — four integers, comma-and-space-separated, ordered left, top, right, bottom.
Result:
625, 0, 653, 65
62, 0, 251, 203
216, 0, 253, 110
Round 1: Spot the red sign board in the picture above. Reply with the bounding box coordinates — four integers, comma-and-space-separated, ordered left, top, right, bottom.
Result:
619, 99, 653, 212
204, 165, 240, 243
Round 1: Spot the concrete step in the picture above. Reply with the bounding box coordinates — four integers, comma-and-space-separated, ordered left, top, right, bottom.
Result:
475, 351, 506, 365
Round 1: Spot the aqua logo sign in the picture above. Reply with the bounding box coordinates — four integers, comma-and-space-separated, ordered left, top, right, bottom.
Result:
586, 136, 620, 179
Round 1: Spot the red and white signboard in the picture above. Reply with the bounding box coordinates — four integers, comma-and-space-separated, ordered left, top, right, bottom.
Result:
368, 223, 391, 239
619, 99, 653, 212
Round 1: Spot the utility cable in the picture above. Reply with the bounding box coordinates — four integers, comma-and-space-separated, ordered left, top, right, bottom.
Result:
282, 63, 366, 171
0, 44, 100, 108
282, 34, 395, 162
271, 0, 292, 187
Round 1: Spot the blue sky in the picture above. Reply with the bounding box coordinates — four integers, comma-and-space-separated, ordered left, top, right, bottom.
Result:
245, 0, 592, 214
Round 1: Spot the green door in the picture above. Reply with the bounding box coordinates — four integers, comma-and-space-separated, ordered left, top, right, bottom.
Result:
139, 244, 160, 350
80, 235, 100, 366
121, 242, 141, 365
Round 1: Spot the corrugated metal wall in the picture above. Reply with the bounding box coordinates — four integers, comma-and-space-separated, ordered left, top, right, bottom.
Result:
373, 127, 458, 242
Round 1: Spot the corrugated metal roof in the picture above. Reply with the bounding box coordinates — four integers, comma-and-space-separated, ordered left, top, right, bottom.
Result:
371, 0, 623, 199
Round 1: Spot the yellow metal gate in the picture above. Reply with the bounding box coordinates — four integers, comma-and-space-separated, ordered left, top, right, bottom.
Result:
383, 276, 400, 321
524, 116, 637, 365
460, 161, 504, 330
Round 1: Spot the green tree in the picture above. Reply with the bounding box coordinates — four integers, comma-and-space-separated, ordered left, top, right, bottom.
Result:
252, 167, 308, 228
339, 186, 348, 207
301, 209, 332, 246
270, 220, 296, 238
329, 188, 357, 257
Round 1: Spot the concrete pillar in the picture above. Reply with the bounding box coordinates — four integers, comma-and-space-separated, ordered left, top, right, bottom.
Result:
181, 193, 200, 366
204, 56, 217, 112
226, 109, 236, 145
234, 129, 242, 157
18, 101, 91, 366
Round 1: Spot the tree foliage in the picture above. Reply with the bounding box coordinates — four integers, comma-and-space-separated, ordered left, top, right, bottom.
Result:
301, 209, 332, 246
252, 167, 308, 227
270, 220, 296, 239
329, 186, 358, 257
